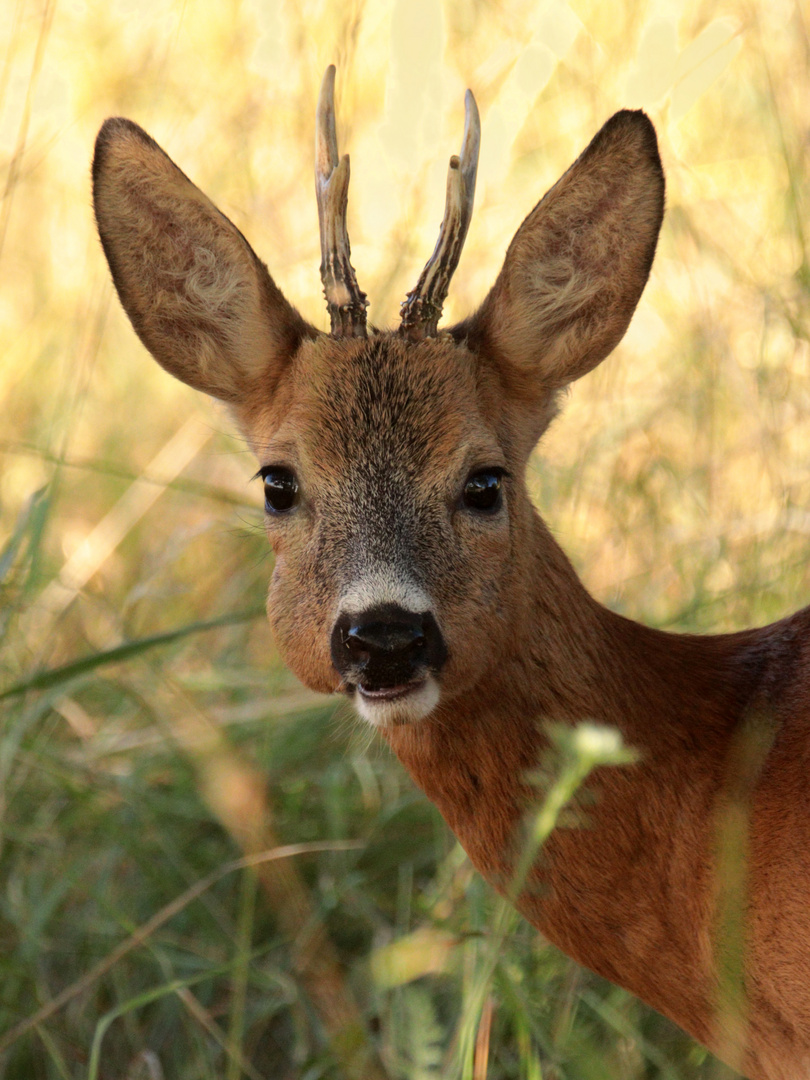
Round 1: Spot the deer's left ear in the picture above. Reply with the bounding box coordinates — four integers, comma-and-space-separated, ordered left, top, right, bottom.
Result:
458, 110, 664, 394
93, 118, 315, 403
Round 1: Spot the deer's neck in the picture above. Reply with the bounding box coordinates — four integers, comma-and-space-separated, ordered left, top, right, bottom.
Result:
386, 513, 758, 810
383, 513, 768, 1047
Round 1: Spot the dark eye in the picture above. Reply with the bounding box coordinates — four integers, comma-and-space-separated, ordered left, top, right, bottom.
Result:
462, 469, 504, 513
261, 467, 299, 514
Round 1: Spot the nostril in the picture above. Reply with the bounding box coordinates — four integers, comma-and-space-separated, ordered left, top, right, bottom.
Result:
330, 604, 448, 685
347, 620, 423, 653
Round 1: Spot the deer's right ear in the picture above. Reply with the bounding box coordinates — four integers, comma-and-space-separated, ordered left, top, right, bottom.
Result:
93, 118, 314, 402
459, 110, 664, 398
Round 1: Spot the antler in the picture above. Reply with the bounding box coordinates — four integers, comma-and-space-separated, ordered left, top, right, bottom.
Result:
399, 90, 481, 341
315, 65, 368, 339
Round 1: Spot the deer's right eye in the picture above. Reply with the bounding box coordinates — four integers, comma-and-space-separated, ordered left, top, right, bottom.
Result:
462, 469, 505, 513
260, 467, 299, 514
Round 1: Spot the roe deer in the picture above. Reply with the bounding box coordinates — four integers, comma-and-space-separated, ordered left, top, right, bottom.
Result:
92, 67, 810, 1080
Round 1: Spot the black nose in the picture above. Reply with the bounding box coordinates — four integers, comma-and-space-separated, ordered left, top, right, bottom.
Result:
331, 604, 447, 688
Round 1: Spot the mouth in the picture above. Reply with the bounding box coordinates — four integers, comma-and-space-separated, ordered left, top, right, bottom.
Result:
348, 675, 440, 726
355, 679, 425, 702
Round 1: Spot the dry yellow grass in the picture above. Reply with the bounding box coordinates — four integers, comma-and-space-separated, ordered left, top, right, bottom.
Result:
1, 2, 808, 1077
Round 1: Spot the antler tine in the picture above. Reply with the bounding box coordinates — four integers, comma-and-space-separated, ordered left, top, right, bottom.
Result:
399, 90, 481, 341
315, 65, 368, 338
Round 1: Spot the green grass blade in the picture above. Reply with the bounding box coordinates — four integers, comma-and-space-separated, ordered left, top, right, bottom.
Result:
0, 608, 265, 700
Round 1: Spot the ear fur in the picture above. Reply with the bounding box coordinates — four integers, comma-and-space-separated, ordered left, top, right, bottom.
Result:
93, 118, 315, 402
457, 110, 664, 395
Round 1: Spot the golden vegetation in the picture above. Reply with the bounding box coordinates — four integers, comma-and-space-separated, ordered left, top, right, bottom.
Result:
1, 1, 808, 1077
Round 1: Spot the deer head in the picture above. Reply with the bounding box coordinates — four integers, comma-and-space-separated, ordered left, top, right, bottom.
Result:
92, 67, 664, 729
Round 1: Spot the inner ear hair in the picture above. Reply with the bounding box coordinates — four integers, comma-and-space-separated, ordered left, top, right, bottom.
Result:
459, 110, 665, 396
93, 117, 314, 403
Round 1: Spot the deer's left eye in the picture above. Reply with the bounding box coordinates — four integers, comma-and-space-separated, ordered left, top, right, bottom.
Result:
462, 469, 505, 513
260, 467, 299, 514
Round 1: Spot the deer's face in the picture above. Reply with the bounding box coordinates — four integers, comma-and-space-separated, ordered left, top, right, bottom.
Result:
92, 71, 664, 727
235, 334, 533, 725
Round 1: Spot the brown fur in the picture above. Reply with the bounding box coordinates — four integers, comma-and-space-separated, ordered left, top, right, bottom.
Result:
93, 106, 810, 1080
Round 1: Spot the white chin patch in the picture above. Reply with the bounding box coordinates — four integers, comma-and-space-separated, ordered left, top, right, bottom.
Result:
353, 676, 440, 728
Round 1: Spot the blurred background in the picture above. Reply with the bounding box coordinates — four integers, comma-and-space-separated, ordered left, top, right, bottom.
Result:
1, 0, 808, 1077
